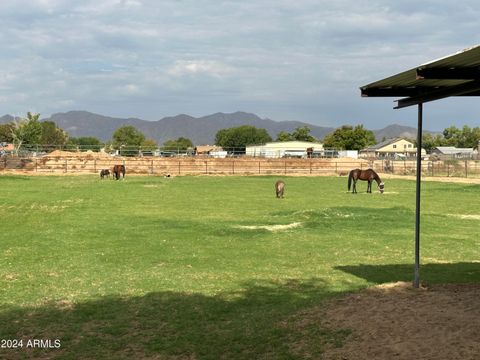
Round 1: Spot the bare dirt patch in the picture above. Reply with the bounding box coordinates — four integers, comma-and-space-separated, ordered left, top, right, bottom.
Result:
293, 282, 480, 360
235, 222, 302, 232
447, 214, 480, 220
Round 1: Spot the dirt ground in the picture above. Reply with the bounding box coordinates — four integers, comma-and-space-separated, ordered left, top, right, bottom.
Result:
294, 282, 480, 360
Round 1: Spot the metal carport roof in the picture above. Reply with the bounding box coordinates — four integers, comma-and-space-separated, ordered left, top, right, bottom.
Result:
361, 45, 480, 108
360, 45, 480, 287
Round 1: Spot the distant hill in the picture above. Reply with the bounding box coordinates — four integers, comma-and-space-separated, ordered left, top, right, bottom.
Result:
42, 111, 336, 145
373, 124, 424, 142
0, 115, 16, 124
0, 111, 436, 145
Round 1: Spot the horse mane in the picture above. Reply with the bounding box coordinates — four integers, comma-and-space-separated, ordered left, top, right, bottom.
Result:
372, 169, 382, 185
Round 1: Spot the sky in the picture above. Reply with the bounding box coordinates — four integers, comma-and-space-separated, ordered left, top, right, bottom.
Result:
1, 0, 479, 131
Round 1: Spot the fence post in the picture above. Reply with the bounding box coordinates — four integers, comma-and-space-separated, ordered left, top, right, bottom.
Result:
447, 163, 450, 177
258, 161, 261, 174
205, 161, 208, 174
310, 160, 312, 174
151, 159, 154, 175
178, 161, 181, 175
94, 159, 96, 173
35, 158, 37, 172
284, 161, 287, 174
232, 160, 235, 175
65, 159, 68, 173
335, 162, 338, 174
465, 160, 468, 178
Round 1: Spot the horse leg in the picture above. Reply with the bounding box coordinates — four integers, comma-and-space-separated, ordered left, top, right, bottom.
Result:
367, 180, 371, 193
353, 180, 357, 194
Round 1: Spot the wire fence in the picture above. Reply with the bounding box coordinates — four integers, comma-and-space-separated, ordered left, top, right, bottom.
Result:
1, 155, 480, 178
0, 143, 347, 158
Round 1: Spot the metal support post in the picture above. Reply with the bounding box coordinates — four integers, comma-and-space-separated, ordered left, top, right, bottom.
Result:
414, 103, 423, 288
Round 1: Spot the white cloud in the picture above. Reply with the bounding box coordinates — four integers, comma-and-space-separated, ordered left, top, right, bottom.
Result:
123, 84, 141, 94
167, 60, 235, 78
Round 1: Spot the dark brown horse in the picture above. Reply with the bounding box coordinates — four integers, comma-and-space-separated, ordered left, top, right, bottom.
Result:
112, 164, 125, 180
348, 168, 384, 194
275, 180, 285, 198
99, 169, 110, 179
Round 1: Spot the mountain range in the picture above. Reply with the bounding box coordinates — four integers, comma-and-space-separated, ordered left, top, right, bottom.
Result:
0, 111, 427, 145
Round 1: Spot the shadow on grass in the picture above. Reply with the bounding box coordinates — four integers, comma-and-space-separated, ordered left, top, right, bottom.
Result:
335, 262, 480, 285
0, 279, 348, 360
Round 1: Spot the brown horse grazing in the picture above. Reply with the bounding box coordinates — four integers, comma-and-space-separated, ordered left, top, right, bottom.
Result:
275, 180, 285, 198
348, 168, 384, 194
100, 169, 110, 179
112, 164, 125, 180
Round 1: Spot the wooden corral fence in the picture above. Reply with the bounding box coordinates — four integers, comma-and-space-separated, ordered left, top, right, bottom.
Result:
0, 156, 368, 175
1, 155, 480, 178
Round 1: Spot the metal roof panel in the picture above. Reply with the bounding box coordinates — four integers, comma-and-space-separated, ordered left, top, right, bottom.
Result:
360, 45, 480, 105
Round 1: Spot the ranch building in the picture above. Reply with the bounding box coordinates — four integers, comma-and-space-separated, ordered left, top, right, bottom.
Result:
359, 138, 425, 159
430, 146, 478, 159
245, 140, 324, 158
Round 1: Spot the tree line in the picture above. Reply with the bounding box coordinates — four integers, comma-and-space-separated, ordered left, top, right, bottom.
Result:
1, 112, 479, 154
419, 126, 480, 152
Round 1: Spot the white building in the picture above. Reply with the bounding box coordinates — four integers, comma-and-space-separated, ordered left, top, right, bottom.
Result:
245, 141, 324, 158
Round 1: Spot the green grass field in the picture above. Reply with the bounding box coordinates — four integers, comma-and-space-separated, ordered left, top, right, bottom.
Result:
0, 175, 478, 359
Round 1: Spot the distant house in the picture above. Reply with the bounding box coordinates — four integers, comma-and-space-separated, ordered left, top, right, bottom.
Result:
245, 141, 324, 158
431, 146, 478, 159
360, 138, 425, 159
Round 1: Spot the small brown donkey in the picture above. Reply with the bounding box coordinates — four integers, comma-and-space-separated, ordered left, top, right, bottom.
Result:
275, 180, 285, 198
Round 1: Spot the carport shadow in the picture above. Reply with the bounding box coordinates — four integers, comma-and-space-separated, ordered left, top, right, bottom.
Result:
0, 278, 346, 360
335, 262, 480, 285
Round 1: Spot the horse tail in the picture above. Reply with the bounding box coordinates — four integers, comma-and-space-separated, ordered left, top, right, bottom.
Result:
348, 170, 353, 191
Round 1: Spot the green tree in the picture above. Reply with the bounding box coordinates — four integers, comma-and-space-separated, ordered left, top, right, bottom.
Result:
420, 133, 445, 153
440, 125, 480, 148
67, 136, 103, 152
276, 126, 316, 142
442, 126, 461, 146
214, 125, 272, 153
112, 125, 146, 147
12, 112, 42, 154
40, 121, 68, 148
323, 124, 376, 151
457, 125, 480, 148
276, 131, 294, 142
141, 138, 159, 151
0, 123, 15, 143
111, 125, 146, 156
291, 126, 316, 142
162, 137, 193, 151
